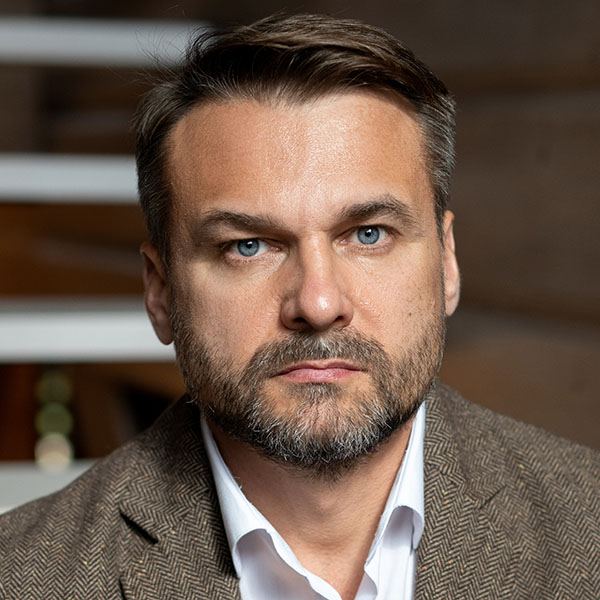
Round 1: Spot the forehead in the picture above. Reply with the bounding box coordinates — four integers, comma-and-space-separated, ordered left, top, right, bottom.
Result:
166, 91, 434, 227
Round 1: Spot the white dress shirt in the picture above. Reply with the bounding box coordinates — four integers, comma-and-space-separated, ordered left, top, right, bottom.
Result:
201, 403, 425, 600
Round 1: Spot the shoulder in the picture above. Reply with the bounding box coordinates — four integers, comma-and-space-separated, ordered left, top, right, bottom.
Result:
431, 382, 599, 489
0, 398, 184, 533
428, 383, 600, 591
0, 397, 213, 598
0, 441, 133, 597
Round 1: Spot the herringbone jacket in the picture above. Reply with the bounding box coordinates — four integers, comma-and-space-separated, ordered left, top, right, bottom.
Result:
1, 383, 598, 599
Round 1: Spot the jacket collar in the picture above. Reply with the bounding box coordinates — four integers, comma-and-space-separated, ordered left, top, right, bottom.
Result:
415, 382, 521, 599
116, 397, 241, 600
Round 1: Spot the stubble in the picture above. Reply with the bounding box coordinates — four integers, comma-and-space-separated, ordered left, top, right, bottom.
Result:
170, 303, 445, 480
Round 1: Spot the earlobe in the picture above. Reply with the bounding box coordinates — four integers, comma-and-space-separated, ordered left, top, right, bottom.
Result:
140, 242, 173, 345
441, 211, 460, 316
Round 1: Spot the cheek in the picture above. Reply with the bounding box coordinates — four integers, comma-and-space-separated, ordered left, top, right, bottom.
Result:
174, 268, 282, 365
349, 252, 443, 341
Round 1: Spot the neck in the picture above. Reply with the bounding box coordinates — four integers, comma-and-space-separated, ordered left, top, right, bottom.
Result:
209, 418, 414, 600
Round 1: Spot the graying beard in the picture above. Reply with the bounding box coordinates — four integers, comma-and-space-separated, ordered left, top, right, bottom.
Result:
172, 314, 444, 481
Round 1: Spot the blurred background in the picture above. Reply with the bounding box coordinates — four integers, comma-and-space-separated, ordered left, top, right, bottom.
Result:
0, 0, 598, 510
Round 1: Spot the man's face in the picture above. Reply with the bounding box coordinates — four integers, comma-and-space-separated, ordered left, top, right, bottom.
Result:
143, 92, 459, 476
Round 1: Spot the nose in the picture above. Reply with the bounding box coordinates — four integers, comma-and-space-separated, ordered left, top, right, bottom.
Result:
279, 243, 354, 332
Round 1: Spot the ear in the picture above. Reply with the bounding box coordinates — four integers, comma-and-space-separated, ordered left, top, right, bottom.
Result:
441, 210, 460, 317
140, 242, 173, 345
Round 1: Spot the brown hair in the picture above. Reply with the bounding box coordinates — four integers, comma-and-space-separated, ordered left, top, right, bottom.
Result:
135, 13, 456, 259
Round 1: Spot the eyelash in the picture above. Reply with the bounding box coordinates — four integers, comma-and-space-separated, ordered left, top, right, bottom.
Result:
220, 225, 393, 263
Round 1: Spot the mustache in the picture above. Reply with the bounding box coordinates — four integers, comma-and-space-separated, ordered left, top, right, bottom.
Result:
242, 329, 390, 381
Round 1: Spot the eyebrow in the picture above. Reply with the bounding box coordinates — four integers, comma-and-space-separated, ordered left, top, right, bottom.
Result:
191, 193, 422, 240
193, 210, 280, 237
338, 194, 421, 232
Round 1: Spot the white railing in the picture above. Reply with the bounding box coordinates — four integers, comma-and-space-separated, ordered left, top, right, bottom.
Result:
0, 154, 137, 203
0, 461, 94, 513
0, 17, 207, 67
0, 299, 174, 363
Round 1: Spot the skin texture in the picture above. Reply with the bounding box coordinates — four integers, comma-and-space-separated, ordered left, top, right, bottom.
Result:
142, 92, 460, 599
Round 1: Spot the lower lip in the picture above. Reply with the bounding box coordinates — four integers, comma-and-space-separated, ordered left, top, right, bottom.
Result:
278, 368, 360, 383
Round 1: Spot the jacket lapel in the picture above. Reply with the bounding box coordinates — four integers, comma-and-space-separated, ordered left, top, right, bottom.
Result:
116, 398, 241, 600
415, 384, 521, 599
119, 500, 240, 600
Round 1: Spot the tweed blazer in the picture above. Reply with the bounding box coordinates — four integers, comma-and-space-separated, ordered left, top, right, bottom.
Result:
1, 383, 598, 599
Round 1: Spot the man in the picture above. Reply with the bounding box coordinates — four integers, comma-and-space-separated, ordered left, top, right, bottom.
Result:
1, 13, 598, 600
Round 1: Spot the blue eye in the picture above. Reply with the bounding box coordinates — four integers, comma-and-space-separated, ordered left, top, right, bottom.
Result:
235, 239, 268, 257
356, 226, 383, 245
237, 239, 260, 256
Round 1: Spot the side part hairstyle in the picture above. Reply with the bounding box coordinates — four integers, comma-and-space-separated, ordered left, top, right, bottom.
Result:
135, 13, 456, 260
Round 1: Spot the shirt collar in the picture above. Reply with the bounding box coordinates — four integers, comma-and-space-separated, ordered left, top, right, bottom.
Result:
200, 418, 272, 571
369, 401, 425, 556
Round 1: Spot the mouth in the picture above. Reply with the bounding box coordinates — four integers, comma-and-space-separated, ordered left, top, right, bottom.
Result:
276, 360, 363, 383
